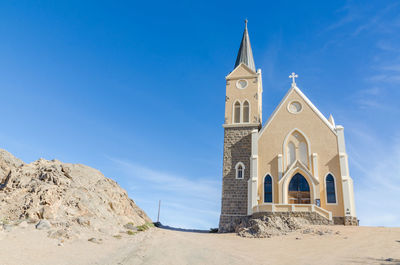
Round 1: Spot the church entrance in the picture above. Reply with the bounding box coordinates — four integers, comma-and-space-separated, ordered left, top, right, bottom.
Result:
288, 173, 311, 204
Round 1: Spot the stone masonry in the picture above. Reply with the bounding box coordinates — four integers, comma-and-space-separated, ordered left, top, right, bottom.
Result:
219, 126, 258, 232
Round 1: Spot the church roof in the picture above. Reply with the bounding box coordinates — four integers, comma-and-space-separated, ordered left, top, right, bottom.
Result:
259, 85, 337, 137
234, 20, 256, 72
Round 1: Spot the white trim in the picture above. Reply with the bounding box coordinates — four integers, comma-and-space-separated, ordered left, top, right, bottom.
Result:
325, 172, 338, 205
236, 79, 248, 89
226, 63, 257, 80
235, 162, 245, 179
280, 161, 319, 204
282, 128, 312, 171
248, 129, 259, 215
231, 99, 252, 125
223, 123, 259, 128
262, 173, 274, 203
232, 100, 242, 124
243, 99, 250, 123
259, 86, 336, 138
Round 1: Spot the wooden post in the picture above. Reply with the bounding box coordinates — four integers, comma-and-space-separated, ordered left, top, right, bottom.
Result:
157, 200, 161, 223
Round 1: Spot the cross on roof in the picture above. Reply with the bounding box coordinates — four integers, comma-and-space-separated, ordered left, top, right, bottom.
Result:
289, 72, 298, 86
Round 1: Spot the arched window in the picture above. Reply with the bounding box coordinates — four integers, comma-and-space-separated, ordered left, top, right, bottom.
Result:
284, 130, 310, 170
243, 101, 249, 123
264, 175, 273, 203
326, 174, 336, 203
299, 141, 308, 165
287, 142, 296, 166
234, 101, 241, 123
235, 162, 245, 179
288, 173, 311, 204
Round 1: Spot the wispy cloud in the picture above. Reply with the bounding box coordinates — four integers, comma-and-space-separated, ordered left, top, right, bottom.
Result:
108, 157, 221, 229
326, 2, 399, 36
347, 127, 400, 227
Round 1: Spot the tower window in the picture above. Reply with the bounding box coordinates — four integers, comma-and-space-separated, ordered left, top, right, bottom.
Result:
234, 101, 241, 123
235, 162, 245, 179
243, 101, 249, 123
326, 174, 336, 203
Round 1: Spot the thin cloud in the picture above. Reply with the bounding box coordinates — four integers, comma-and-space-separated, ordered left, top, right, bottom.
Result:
347, 128, 400, 226
107, 157, 221, 229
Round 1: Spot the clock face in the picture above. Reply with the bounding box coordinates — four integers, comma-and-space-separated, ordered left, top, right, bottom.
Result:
236, 79, 248, 89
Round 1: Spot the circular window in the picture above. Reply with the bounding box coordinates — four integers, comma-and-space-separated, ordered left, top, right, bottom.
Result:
236, 79, 248, 89
288, 101, 302, 114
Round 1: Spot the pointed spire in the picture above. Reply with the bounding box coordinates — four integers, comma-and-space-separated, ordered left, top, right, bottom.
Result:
329, 114, 335, 127
234, 19, 256, 72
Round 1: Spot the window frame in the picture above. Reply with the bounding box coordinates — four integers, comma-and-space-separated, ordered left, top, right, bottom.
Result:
235, 162, 245, 179
325, 173, 338, 205
263, 174, 273, 203
233, 100, 241, 124
243, 100, 250, 123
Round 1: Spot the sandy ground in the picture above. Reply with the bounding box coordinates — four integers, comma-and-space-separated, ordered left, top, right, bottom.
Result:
1, 225, 400, 265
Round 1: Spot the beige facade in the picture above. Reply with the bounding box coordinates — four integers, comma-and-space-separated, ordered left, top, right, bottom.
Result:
219, 22, 357, 232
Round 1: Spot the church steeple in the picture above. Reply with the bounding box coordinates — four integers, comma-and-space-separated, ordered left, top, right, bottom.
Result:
234, 19, 256, 72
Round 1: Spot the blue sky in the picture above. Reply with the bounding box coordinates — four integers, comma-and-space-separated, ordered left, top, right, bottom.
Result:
0, 0, 399, 229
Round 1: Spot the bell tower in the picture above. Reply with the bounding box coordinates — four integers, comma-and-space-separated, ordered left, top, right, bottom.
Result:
219, 20, 263, 232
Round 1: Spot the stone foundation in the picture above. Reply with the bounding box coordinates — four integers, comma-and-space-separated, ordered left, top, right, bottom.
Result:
219, 211, 335, 233
252, 211, 333, 225
218, 215, 249, 233
333, 216, 359, 226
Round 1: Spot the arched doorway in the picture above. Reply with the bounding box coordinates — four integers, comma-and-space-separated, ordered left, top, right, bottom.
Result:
288, 173, 311, 204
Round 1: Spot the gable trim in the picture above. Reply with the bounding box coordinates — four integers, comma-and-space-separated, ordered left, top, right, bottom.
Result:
226, 63, 257, 80
259, 86, 336, 138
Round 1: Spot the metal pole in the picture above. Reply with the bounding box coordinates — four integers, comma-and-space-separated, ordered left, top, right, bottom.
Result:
157, 200, 161, 223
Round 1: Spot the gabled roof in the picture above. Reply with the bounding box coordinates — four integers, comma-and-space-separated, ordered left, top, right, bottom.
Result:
225, 62, 257, 80
234, 20, 256, 72
259, 85, 336, 137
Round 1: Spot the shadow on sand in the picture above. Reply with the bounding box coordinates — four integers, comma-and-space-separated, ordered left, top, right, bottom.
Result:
156, 224, 210, 234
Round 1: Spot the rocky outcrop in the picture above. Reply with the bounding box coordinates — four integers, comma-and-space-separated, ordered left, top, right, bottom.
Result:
236, 215, 309, 238
236, 214, 335, 238
0, 149, 151, 237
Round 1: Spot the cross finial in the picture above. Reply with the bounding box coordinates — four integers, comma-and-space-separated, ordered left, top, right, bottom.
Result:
289, 72, 298, 86
245, 19, 248, 29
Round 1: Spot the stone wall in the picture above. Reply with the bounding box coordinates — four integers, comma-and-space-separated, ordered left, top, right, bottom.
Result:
220, 211, 334, 233
252, 211, 333, 225
333, 216, 359, 226
219, 126, 257, 232
219, 215, 249, 233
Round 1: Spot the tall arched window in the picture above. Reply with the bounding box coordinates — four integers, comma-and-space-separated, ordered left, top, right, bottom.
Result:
284, 130, 310, 170
234, 101, 241, 123
326, 174, 336, 203
287, 142, 296, 166
235, 162, 245, 179
243, 101, 249, 123
264, 175, 273, 203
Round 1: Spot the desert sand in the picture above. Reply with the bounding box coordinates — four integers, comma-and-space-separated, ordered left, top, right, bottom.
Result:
1, 224, 399, 265
1, 149, 399, 265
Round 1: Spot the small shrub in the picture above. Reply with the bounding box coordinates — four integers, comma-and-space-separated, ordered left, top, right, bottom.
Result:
136, 222, 154, 231
127, 230, 137, 235
113, 235, 122, 239
137, 224, 148, 232
209, 228, 219, 233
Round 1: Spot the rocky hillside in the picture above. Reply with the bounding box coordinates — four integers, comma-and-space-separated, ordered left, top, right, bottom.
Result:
0, 149, 151, 237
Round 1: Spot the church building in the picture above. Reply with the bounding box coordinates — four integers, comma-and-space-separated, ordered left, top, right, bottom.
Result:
219, 21, 357, 232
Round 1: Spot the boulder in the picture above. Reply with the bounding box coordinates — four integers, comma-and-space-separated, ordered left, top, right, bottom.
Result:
36, 220, 51, 230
